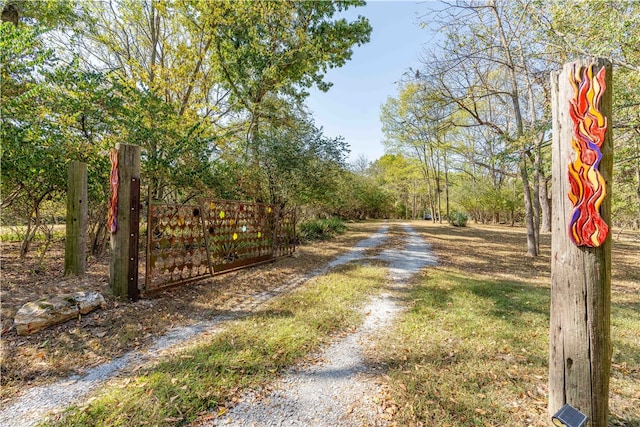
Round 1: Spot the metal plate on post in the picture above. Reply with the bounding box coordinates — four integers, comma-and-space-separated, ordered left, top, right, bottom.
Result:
128, 177, 140, 301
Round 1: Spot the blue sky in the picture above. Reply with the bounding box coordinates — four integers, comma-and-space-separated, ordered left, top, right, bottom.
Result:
306, 1, 437, 164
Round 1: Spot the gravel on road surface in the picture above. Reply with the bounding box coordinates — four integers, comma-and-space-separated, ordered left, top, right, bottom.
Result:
209, 224, 436, 427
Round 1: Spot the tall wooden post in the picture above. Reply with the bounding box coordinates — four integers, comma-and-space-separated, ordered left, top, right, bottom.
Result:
64, 161, 88, 276
549, 58, 612, 426
109, 144, 141, 300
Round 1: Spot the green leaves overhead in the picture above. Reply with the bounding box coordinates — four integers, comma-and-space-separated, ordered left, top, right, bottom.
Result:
204, 0, 371, 105
2, 0, 374, 256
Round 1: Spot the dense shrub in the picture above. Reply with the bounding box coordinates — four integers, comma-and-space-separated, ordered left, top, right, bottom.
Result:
298, 217, 347, 242
449, 212, 468, 227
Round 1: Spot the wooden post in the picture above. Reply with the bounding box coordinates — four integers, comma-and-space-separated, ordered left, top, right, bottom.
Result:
64, 161, 88, 276
549, 58, 612, 426
109, 144, 141, 300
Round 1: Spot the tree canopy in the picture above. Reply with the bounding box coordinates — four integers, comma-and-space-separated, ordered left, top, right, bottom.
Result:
2, 0, 638, 259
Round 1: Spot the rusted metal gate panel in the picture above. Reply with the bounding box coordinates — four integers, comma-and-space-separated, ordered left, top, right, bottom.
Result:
273, 209, 296, 258
145, 203, 212, 291
201, 199, 280, 273
145, 199, 297, 292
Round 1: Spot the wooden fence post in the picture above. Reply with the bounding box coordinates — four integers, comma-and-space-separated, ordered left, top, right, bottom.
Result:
109, 144, 141, 300
64, 161, 87, 276
549, 58, 612, 426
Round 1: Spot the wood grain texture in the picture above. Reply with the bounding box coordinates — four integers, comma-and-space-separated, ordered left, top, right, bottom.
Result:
64, 161, 88, 276
549, 58, 612, 426
109, 144, 141, 299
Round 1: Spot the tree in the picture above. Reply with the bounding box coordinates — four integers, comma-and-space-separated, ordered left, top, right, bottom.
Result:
252, 112, 349, 207
369, 154, 423, 219
0, 0, 100, 257
531, 0, 640, 228
415, 0, 555, 255
77, 0, 230, 201
381, 82, 459, 222
203, 0, 371, 156
77, 0, 372, 209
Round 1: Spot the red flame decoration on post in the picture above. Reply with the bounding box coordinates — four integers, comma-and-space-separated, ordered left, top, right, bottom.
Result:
567, 64, 609, 247
107, 148, 119, 233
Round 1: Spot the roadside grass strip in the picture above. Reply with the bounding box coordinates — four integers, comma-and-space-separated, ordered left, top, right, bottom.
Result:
371, 267, 640, 426
373, 269, 552, 426
45, 263, 388, 427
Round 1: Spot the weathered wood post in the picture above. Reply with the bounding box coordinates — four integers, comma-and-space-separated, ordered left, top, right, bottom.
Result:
64, 161, 88, 276
109, 144, 141, 300
549, 58, 612, 426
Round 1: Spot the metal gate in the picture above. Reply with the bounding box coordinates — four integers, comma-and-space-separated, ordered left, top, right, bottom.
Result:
145, 199, 296, 293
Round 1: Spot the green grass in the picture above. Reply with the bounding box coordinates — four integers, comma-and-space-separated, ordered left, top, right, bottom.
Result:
371, 268, 640, 426
372, 269, 553, 426
0, 225, 66, 242
46, 263, 387, 427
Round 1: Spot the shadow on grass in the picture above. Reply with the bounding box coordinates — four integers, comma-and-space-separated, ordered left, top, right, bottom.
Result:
466, 278, 550, 320
405, 269, 550, 320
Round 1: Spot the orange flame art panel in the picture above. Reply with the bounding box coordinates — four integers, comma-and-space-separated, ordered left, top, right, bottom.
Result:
107, 148, 119, 233
567, 64, 608, 247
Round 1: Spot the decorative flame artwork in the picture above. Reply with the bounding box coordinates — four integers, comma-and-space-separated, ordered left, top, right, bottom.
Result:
567, 64, 609, 247
107, 148, 119, 233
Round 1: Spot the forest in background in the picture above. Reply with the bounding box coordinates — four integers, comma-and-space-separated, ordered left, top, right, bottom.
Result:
1, 0, 639, 259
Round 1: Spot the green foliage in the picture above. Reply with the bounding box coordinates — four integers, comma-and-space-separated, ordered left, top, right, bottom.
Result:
325, 171, 395, 220
252, 112, 349, 205
368, 154, 426, 219
2, 0, 376, 259
298, 217, 347, 242
206, 0, 371, 109
450, 173, 523, 224
448, 211, 468, 227
72, 0, 371, 209
0, 9, 110, 256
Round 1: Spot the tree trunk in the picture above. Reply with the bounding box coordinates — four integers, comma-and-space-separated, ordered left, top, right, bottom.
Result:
540, 176, 552, 233
532, 150, 541, 250
549, 59, 612, 427
20, 197, 45, 258
444, 150, 450, 223
520, 156, 538, 256
490, 0, 538, 254
635, 136, 640, 229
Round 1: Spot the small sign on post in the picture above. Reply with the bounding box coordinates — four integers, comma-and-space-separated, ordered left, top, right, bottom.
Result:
549, 58, 612, 427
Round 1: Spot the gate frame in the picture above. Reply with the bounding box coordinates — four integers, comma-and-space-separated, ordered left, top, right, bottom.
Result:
143, 197, 296, 294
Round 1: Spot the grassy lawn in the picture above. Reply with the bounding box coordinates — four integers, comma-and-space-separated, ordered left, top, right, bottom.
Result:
369, 221, 640, 427
10, 220, 638, 426
45, 263, 388, 426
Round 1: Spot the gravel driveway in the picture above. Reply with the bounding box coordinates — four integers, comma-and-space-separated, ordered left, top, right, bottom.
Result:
210, 224, 436, 426
0, 223, 435, 427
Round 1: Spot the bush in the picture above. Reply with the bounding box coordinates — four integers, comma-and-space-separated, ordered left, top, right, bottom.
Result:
298, 217, 347, 242
449, 212, 468, 227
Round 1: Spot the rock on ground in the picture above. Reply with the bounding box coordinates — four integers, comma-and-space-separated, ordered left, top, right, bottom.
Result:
14, 291, 106, 335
